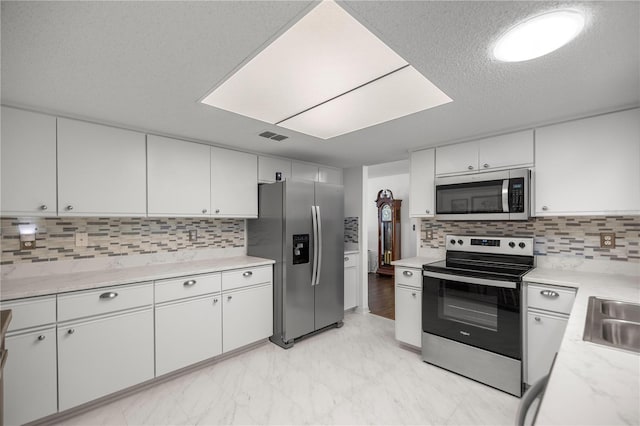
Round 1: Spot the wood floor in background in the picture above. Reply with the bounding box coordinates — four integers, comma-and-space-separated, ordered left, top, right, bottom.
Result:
368, 273, 395, 320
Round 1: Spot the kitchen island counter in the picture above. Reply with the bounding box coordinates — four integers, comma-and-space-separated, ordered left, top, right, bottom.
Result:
524, 267, 640, 425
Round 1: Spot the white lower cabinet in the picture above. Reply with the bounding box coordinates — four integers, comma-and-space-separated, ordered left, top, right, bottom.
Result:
222, 283, 273, 353
526, 311, 568, 386
57, 308, 154, 410
4, 327, 58, 425
395, 285, 422, 347
344, 254, 358, 310
155, 295, 222, 376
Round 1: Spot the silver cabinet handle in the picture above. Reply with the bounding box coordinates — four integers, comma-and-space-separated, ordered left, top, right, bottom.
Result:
66, 205, 74, 211
542, 206, 549, 211
215, 209, 220, 214
344, 257, 349, 261
227, 295, 232, 301
183, 279, 197, 287
483, 163, 490, 168
425, 209, 430, 214
412, 292, 416, 297
403, 271, 413, 277
40, 204, 48, 211
38, 335, 46, 341
213, 298, 219, 303
534, 317, 541, 322
242, 271, 253, 277
99, 292, 118, 299
540, 290, 559, 298
467, 165, 474, 170
202, 209, 208, 214
67, 329, 75, 335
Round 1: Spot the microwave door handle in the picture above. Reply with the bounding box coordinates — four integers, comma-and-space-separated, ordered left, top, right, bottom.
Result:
502, 180, 509, 213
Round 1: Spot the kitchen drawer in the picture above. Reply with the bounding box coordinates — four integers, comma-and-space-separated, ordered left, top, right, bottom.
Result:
526, 283, 576, 314
222, 266, 272, 292
58, 282, 153, 322
1, 295, 56, 332
344, 254, 357, 268
155, 273, 221, 304
395, 267, 422, 289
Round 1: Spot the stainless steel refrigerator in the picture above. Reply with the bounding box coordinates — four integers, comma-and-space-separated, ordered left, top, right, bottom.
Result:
248, 180, 344, 349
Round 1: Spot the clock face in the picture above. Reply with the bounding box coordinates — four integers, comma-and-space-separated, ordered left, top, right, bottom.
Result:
381, 204, 392, 222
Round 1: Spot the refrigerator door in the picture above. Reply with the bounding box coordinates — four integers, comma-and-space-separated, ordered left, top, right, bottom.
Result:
283, 180, 316, 343
314, 182, 345, 330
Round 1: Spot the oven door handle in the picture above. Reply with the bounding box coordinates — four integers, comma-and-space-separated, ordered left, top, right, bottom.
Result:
422, 270, 517, 289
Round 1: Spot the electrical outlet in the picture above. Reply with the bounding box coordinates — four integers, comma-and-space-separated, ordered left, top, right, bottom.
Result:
189, 230, 197, 242
20, 240, 36, 250
425, 229, 434, 240
600, 232, 616, 248
75, 232, 88, 247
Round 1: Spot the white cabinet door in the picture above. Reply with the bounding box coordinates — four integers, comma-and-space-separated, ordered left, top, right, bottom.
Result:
147, 135, 211, 217
344, 254, 358, 310
526, 311, 568, 386
477, 130, 533, 171
222, 284, 273, 353
535, 109, 640, 215
1, 107, 57, 216
395, 285, 422, 347
292, 162, 319, 182
318, 167, 343, 184
258, 156, 291, 183
57, 308, 154, 411
4, 327, 58, 426
211, 147, 257, 217
155, 295, 222, 376
57, 118, 147, 216
409, 148, 435, 217
435, 141, 479, 175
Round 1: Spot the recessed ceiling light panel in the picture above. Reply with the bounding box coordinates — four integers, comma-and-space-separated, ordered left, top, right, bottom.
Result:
493, 9, 586, 62
277, 66, 452, 139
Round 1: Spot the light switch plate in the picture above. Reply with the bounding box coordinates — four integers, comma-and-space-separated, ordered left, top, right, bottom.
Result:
600, 232, 615, 248
75, 232, 88, 247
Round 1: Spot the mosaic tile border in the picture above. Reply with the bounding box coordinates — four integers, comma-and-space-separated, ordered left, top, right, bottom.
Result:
345, 217, 359, 243
420, 216, 640, 263
1, 217, 245, 265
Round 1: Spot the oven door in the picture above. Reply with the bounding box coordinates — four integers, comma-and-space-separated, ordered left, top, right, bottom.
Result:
422, 270, 521, 360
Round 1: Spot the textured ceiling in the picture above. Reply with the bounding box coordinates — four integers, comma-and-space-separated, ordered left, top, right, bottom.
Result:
2, 1, 639, 168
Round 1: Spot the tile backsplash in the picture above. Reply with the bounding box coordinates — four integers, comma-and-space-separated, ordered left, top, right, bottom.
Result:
420, 216, 640, 263
1, 217, 244, 265
344, 217, 359, 243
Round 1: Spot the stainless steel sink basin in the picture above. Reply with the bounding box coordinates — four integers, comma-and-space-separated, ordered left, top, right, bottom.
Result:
600, 300, 640, 323
583, 297, 640, 354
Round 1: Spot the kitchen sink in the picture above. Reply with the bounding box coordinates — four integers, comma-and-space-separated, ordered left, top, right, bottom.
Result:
583, 297, 640, 354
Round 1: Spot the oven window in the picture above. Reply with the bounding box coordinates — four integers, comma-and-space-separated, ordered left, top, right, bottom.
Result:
436, 180, 504, 214
442, 286, 498, 331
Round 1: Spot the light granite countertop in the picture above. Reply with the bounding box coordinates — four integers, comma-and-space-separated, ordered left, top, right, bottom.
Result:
0, 256, 275, 301
391, 256, 443, 269
524, 268, 640, 425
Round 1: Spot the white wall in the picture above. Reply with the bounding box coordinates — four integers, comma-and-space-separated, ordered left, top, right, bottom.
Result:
367, 173, 417, 261
344, 166, 368, 313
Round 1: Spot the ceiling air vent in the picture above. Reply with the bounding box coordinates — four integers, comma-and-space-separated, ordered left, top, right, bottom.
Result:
259, 131, 288, 141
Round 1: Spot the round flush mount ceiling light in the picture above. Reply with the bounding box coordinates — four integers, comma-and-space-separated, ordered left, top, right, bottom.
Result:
493, 9, 586, 62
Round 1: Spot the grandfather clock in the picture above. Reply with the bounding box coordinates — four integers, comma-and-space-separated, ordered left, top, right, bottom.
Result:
376, 189, 401, 276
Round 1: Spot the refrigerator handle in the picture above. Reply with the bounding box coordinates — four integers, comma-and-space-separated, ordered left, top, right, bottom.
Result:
315, 206, 322, 285
311, 206, 318, 286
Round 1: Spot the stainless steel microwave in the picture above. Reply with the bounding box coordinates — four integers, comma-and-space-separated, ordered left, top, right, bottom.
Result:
435, 169, 530, 220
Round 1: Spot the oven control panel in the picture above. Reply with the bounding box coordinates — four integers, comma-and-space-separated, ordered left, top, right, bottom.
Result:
446, 235, 533, 256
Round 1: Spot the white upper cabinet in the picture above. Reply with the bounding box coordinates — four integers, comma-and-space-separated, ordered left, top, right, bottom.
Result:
57, 118, 147, 216
258, 156, 291, 183
409, 148, 435, 217
292, 162, 319, 182
147, 135, 211, 217
1, 107, 57, 216
318, 166, 343, 185
436, 130, 534, 175
211, 147, 257, 218
534, 109, 640, 216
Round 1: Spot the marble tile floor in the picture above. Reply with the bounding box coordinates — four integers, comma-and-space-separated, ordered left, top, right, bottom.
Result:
53, 312, 520, 426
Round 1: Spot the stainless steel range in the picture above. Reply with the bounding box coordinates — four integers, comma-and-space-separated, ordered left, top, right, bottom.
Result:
422, 235, 535, 397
